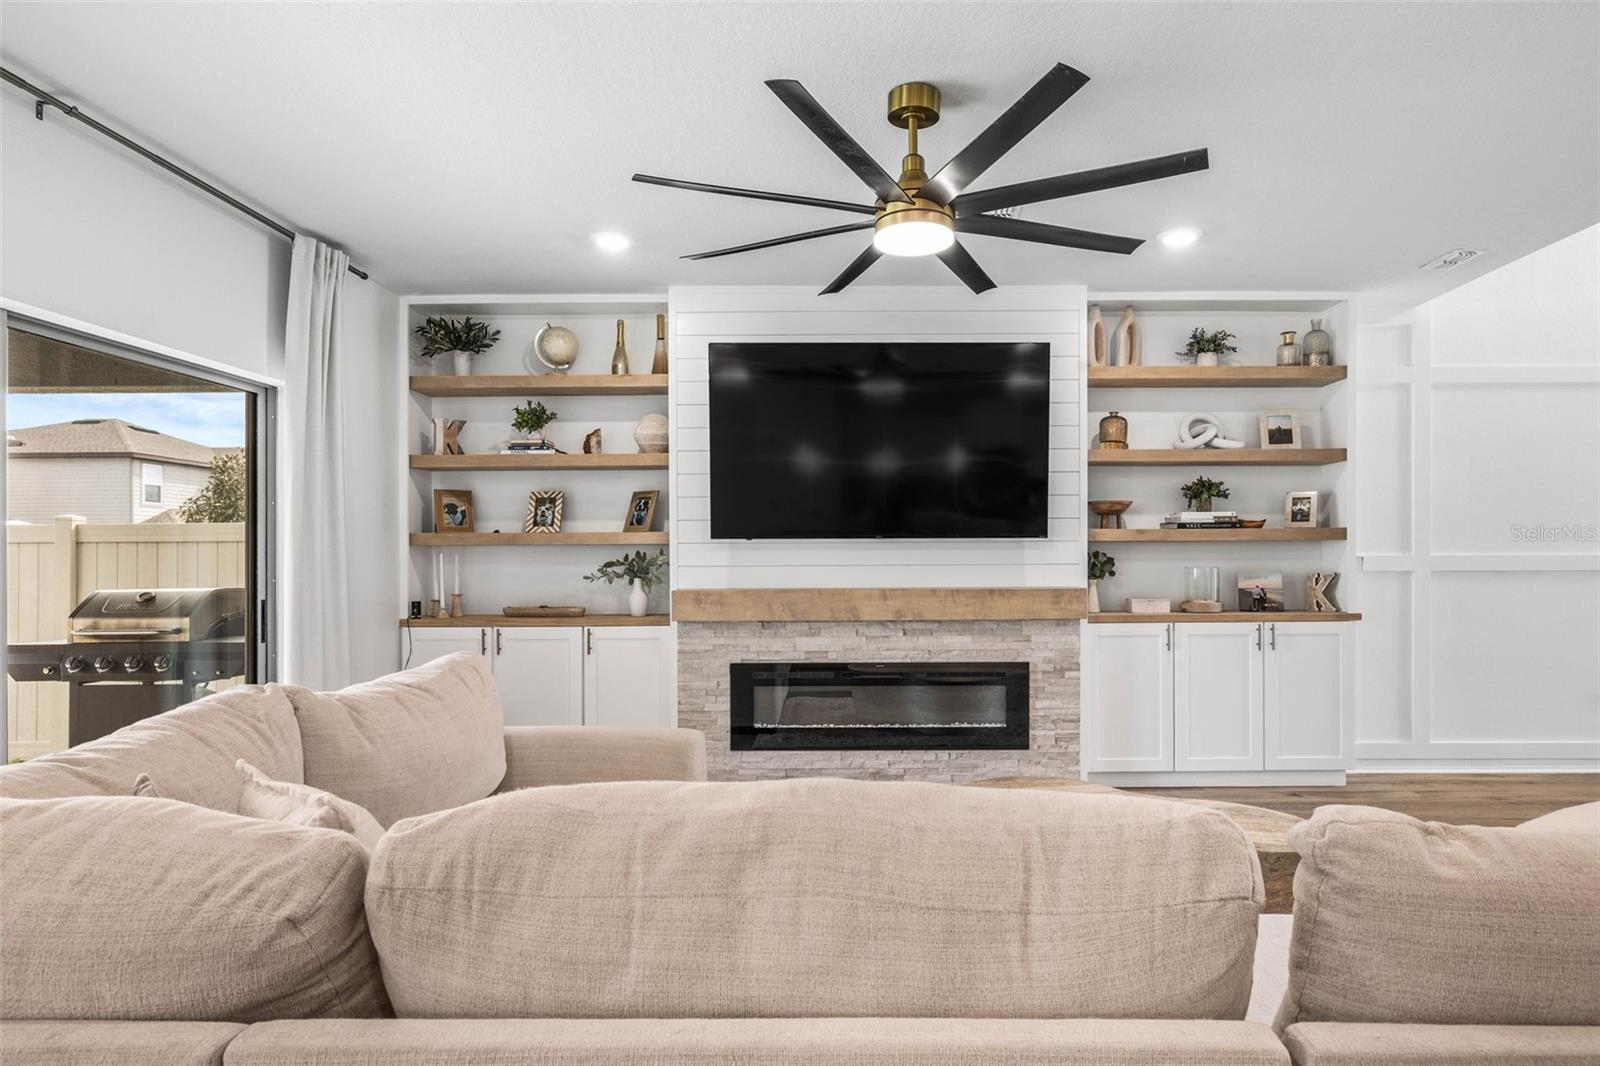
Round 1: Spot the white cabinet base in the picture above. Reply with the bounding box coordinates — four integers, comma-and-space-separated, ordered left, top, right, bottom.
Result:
1087, 770, 1347, 787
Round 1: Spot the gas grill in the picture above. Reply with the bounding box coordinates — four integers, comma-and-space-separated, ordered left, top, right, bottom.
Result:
6, 587, 249, 747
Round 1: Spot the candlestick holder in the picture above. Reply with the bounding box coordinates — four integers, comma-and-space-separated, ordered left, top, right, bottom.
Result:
427, 598, 442, 618
449, 593, 464, 618
433, 599, 449, 619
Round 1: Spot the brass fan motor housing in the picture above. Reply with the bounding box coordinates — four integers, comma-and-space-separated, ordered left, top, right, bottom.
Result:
887, 82, 941, 128
874, 195, 955, 233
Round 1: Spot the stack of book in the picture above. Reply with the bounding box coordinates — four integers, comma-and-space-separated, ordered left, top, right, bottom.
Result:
500, 440, 561, 455
1161, 511, 1243, 529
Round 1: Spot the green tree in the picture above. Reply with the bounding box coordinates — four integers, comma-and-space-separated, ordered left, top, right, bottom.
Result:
179, 451, 247, 523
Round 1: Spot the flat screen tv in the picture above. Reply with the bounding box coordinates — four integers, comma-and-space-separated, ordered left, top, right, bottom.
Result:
709, 342, 1051, 539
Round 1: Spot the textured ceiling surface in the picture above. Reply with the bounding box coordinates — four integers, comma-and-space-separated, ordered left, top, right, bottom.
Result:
2, 1, 1596, 307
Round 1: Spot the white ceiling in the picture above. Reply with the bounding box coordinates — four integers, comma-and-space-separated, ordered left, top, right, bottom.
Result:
3, 2, 1596, 308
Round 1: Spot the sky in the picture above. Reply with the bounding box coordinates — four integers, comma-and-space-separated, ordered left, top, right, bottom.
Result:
7, 393, 246, 447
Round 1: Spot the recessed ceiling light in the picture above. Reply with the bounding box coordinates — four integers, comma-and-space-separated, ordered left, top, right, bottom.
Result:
591, 231, 632, 252
1158, 227, 1202, 249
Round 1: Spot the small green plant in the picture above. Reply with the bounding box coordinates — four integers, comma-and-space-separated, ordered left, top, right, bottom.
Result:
1176, 327, 1238, 364
1088, 550, 1117, 581
1180, 476, 1231, 509
413, 316, 501, 359
511, 400, 558, 436
585, 550, 669, 593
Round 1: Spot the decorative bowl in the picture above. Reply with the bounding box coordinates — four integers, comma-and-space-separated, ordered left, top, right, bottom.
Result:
1240, 518, 1267, 529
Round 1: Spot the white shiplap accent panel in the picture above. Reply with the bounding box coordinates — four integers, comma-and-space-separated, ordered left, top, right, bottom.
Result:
668, 285, 1086, 591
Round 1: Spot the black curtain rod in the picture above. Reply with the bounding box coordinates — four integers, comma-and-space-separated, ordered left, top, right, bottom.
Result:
2, 66, 369, 281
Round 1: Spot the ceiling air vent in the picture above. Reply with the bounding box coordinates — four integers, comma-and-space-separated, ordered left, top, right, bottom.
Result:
1419, 248, 1487, 271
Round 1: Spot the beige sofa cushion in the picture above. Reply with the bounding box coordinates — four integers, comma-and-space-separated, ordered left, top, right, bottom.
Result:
1282, 1022, 1600, 1065
0, 795, 390, 1022
236, 759, 385, 851
287, 653, 505, 827
226, 1018, 1290, 1066
367, 778, 1263, 1019
0, 1020, 245, 1066
0, 684, 302, 812
499, 725, 708, 789
1519, 800, 1600, 834
1275, 805, 1600, 1030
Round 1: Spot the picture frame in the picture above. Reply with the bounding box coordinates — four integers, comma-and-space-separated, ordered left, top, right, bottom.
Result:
1259, 411, 1301, 449
1285, 489, 1320, 527
432, 489, 475, 533
524, 490, 565, 533
1237, 572, 1285, 612
625, 489, 660, 531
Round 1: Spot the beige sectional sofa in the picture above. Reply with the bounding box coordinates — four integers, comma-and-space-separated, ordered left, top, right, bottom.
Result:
2, 653, 1596, 1065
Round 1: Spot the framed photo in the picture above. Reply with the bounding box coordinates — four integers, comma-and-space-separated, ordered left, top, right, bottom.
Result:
524, 490, 565, 533
1237, 572, 1285, 612
1259, 411, 1301, 449
624, 489, 660, 532
1285, 490, 1320, 527
432, 489, 474, 533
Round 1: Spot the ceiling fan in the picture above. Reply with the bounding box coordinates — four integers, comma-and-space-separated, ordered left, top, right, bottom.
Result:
633, 63, 1209, 295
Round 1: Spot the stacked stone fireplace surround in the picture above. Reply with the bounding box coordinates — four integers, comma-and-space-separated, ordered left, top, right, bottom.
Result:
676, 620, 1081, 782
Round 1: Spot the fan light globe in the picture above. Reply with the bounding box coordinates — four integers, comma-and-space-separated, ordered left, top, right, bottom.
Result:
873, 216, 956, 257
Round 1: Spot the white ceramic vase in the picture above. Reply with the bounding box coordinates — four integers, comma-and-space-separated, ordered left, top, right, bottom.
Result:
628, 580, 649, 618
1087, 580, 1101, 614
1196, 352, 1219, 367
451, 351, 473, 376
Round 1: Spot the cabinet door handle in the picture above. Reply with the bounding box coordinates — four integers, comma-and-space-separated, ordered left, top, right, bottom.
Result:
1270, 623, 1277, 651
586, 630, 593, 655
1165, 623, 1172, 651
480, 628, 487, 655
496, 629, 503, 655
1255, 624, 1262, 650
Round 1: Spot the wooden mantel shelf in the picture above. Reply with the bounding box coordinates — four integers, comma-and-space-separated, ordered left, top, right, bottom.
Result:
672, 587, 1086, 623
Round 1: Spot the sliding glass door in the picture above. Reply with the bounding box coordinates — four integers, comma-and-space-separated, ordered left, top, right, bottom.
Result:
2, 314, 275, 761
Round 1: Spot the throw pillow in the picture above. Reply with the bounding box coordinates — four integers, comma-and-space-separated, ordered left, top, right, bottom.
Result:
235, 760, 384, 852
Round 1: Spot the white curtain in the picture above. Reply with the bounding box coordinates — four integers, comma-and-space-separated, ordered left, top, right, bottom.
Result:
281, 235, 350, 689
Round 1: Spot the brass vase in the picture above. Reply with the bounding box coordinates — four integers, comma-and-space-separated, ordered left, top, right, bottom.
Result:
1098, 411, 1129, 450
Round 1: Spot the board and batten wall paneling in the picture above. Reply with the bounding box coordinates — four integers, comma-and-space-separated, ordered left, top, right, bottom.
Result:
1353, 224, 1600, 770
668, 286, 1086, 590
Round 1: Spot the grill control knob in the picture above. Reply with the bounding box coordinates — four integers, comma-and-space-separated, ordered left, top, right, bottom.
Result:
63, 656, 87, 675
122, 655, 145, 673
93, 656, 117, 674
152, 654, 174, 674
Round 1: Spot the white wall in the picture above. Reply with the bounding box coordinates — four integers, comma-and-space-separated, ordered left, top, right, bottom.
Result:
1, 86, 402, 687
669, 286, 1084, 590
1356, 225, 1600, 769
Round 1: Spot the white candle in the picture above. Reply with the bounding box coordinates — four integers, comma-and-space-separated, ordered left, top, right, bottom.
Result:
435, 553, 444, 602
453, 553, 460, 596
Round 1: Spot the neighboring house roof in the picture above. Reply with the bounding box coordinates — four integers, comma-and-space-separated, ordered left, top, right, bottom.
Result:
6, 419, 215, 468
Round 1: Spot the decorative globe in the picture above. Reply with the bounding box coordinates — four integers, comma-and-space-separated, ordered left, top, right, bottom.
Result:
529, 323, 579, 374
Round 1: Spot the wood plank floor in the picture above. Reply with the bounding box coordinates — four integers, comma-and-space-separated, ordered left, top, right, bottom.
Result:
1128, 774, 1599, 827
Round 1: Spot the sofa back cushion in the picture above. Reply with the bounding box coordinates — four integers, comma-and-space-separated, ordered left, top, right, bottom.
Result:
0, 794, 390, 1021
0, 684, 302, 812
286, 653, 505, 827
367, 778, 1264, 1019
1275, 804, 1600, 1030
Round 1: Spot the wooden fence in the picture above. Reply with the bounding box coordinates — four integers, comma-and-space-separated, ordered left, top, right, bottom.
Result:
6, 516, 246, 760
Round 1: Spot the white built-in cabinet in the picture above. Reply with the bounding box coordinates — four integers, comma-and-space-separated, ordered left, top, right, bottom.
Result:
399, 625, 675, 729
1084, 621, 1351, 777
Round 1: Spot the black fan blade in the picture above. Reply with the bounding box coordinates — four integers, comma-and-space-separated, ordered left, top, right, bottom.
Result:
920, 63, 1091, 206
957, 214, 1143, 255
683, 220, 875, 261
765, 79, 911, 204
952, 149, 1210, 216
936, 241, 996, 294
818, 243, 884, 294
632, 174, 876, 215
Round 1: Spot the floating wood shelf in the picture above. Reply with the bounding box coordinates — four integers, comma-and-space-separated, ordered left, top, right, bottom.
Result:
1088, 366, 1347, 388
410, 373, 668, 397
410, 453, 668, 470
399, 613, 669, 628
409, 531, 668, 547
1088, 527, 1348, 543
1088, 612, 1362, 624
1089, 448, 1347, 466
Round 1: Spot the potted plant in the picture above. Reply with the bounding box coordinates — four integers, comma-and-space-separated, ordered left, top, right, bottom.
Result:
413, 316, 502, 376
1180, 475, 1231, 512
1177, 327, 1238, 368
510, 400, 558, 447
585, 550, 669, 617
1087, 550, 1116, 614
